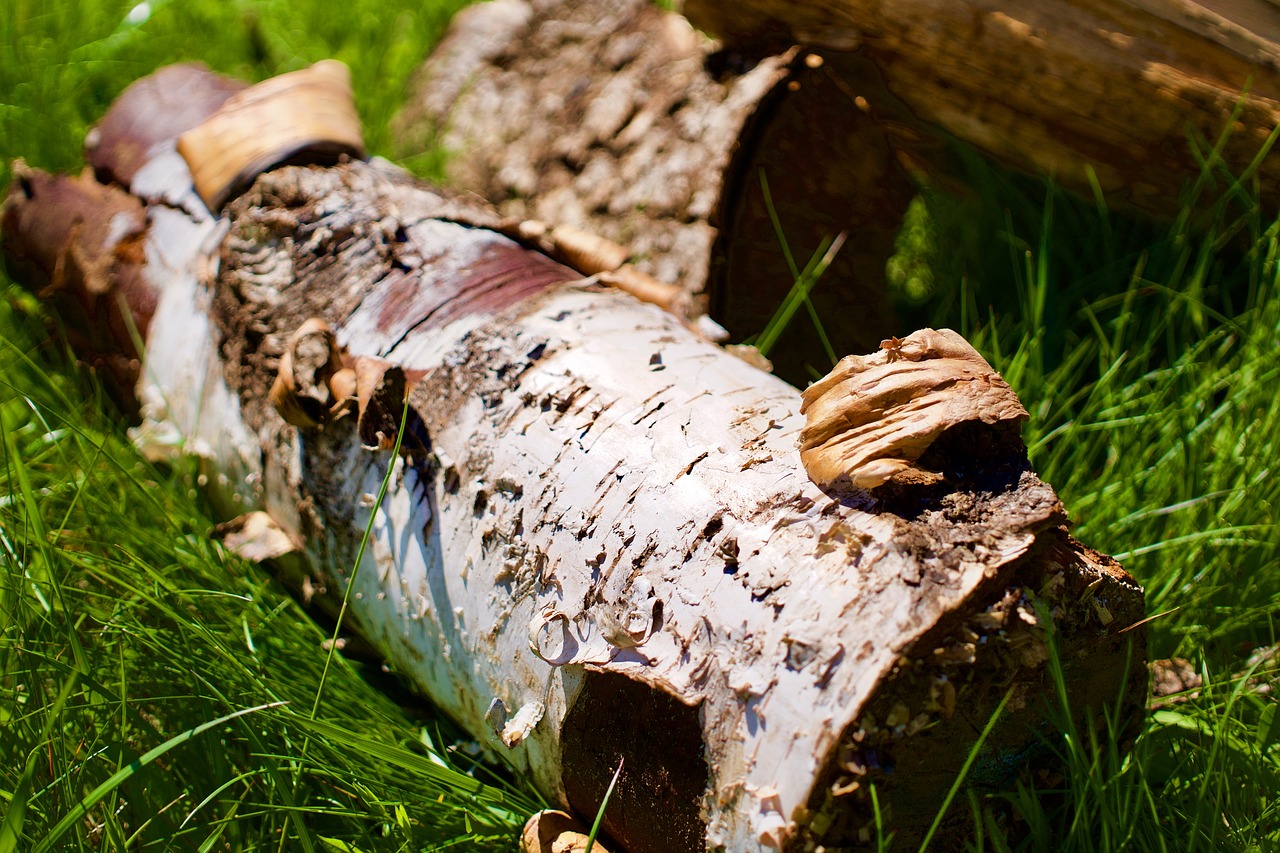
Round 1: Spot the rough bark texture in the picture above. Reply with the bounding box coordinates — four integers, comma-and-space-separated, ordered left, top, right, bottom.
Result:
395, 0, 918, 383
2, 66, 1148, 852
682, 0, 1280, 216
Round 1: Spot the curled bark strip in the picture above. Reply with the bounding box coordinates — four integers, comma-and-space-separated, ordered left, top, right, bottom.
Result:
353, 356, 407, 451
500, 700, 547, 748
327, 367, 358, 414
799, 328, 1029, 492
270, 317, 345, 430
529, 606, 582, 667
85, 63, 246, 189
177, 60, 365, 210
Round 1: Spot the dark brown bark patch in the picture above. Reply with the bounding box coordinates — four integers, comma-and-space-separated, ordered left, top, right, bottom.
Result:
1, 161, 153, 408
86, 63, 246, 189
561, 671, 707, 853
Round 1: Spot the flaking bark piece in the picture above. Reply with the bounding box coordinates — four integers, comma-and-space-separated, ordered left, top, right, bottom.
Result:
2, 161, 148, 299
212, 511, 300, 562
85, 63, 246, 189
270, 318, 344, 430
1, 161, 153, 407
177, 60, 364, 210
520, 810, 614, 853
799, 328, 1028, 492
353, 356, 407, 451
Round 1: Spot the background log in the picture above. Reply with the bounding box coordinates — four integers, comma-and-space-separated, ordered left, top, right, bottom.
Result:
395, 0, 918, 383
396, 0, 1280, 388
3, 65, 1146, 852
682, 0, 1280, 216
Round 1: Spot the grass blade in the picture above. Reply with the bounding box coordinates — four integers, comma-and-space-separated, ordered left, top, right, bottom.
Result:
31, 701, 286, 853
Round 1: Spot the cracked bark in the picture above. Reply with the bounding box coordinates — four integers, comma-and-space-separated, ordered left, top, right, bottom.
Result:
2, 65, 1146, 852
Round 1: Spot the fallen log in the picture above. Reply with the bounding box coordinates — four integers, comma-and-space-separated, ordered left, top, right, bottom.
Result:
1, 63, 1146, 852
397, 0, 1280, 388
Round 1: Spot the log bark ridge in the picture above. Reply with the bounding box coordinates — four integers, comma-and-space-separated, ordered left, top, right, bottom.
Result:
2, 65, 1147, 852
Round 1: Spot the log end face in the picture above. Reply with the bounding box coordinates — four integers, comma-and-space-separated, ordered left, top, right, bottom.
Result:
560, 671, 707, 853
795, 530, 1146, 849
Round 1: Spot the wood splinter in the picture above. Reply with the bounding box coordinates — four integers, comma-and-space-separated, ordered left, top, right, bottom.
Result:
519, 219, 697, 322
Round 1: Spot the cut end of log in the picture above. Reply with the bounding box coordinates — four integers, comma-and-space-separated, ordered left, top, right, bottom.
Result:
177, 60, 365, 210
799, 328, 1029, 493
796, 530, 1147, 849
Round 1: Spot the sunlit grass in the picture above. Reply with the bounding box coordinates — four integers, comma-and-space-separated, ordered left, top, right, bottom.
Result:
903, 148, 1280, 850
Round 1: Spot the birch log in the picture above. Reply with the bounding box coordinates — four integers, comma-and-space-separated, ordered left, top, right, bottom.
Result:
1, 65, 1147, 852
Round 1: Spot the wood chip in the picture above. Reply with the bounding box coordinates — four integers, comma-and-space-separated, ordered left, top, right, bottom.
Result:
520, 810, 612, 853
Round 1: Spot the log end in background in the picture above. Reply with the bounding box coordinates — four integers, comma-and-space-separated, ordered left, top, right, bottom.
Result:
394, 0, 918, 383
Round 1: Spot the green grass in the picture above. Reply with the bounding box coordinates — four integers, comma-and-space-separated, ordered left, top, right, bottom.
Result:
2, 0, 1279, 850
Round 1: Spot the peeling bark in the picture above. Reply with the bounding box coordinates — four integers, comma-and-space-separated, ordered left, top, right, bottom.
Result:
2, 66, 1147, 852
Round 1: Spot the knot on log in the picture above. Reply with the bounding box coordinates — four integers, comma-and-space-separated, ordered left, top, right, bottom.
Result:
799, 328, 1028, 492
